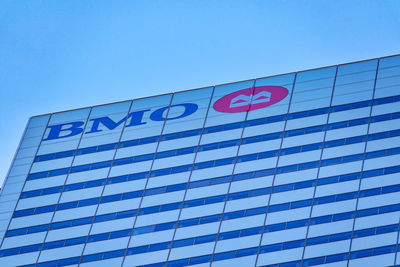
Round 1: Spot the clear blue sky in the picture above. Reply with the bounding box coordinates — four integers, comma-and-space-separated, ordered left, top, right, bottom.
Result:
1, 1, 399, 186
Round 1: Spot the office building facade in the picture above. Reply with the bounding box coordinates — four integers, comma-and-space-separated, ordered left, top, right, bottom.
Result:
0, 55, 400, 267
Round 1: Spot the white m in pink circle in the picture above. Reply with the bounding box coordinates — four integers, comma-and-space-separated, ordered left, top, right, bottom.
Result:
229, 91, 272, 108
213, 86, 288, 113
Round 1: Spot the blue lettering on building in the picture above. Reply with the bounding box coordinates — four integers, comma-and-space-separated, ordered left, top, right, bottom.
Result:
43, 103, 198, 141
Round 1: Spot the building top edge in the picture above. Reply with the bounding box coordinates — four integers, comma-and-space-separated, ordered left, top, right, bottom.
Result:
29, 53, 400, 120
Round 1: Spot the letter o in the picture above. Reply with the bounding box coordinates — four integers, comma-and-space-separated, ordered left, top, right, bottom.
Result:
150, 103, 198, 121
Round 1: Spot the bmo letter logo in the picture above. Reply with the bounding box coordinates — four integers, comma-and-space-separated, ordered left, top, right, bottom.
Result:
213, 86, 288, 113
43, 103, 198, 141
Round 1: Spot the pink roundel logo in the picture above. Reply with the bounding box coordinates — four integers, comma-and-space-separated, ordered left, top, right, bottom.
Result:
213, 86, 289, 113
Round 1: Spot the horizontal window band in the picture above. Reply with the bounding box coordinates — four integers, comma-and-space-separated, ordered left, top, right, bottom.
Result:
10, 163, 394, 237
7, 176, 400, 238
14, 146, 400, 219
259, 246, 396, 266
140, 244, 398, 266
2, 212, 397, 259
18, 233, 398, 266
32, 94, 400, 164
20, 127, 400, 200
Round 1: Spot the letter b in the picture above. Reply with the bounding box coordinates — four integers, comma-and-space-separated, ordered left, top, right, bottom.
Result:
43, 121, 85, 141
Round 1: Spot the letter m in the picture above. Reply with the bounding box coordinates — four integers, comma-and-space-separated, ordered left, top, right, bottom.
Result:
86, 110, 149, 134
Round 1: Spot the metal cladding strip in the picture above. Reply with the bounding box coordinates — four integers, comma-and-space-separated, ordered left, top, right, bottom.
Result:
346, 58, 380, 267
74, 101, 136, 265
0, 116, 52, 250
393, 216, 400, 266
34, 107, 96, 265
0, 113, 33, 245
253, 73, 298, 267
119, 94, 176, 267
204, 81, 258, 264
254, 71, 305, 266
300, 64, 339, 264
164, 86, 216, 263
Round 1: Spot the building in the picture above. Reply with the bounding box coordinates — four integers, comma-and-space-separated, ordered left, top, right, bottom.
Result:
0, 54, 400, 267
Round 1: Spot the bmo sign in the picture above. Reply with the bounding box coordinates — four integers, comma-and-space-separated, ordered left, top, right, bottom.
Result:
43, 86, 288, 141
43, 104, 198, 141
213, 86, 288, 113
